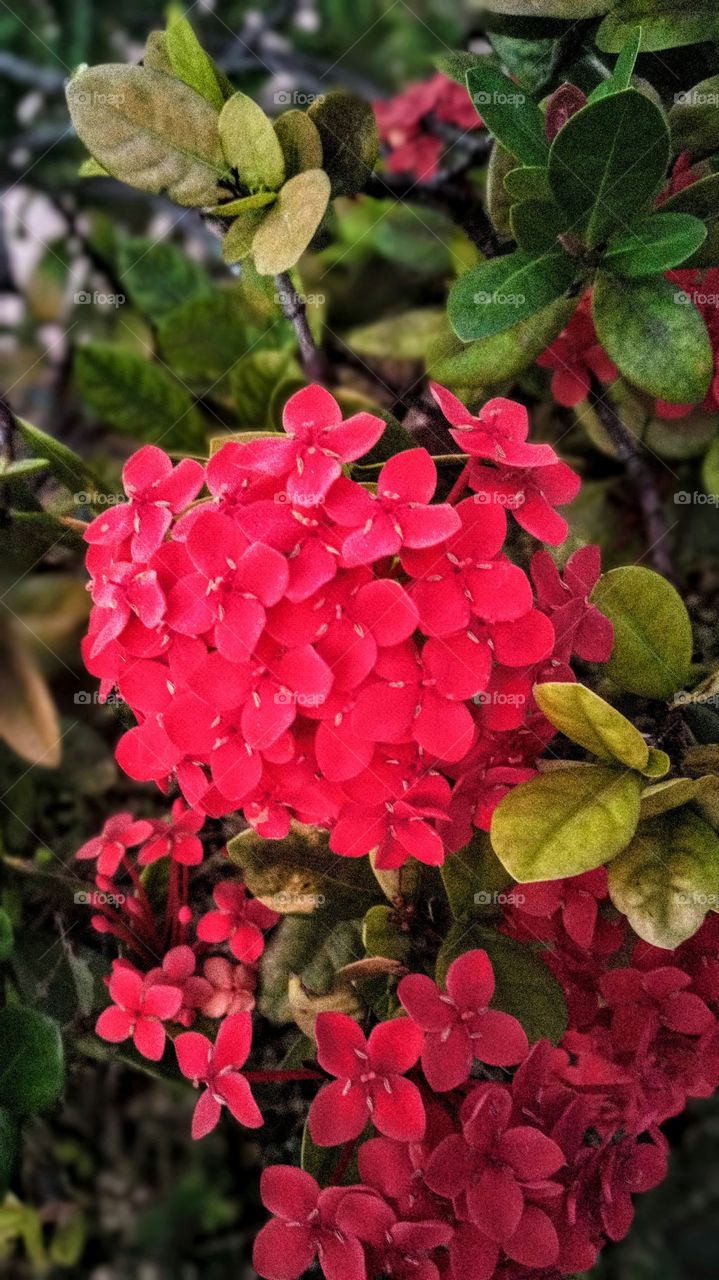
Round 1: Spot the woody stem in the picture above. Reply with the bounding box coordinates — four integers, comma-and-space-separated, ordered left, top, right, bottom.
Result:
274, 272, 329, 383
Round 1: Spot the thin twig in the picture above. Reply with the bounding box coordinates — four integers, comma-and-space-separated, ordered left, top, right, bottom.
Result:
588, 379, 675, 580
274, 272, 329, 382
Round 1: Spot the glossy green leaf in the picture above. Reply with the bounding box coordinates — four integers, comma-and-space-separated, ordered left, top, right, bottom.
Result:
487, 142, 518, 240
166, 17, 224, 109
548, 89, 669, 248
15, 417, 102, 497
75, 343, 206, 451
219, 92, 285, 192
273, 110, 324, 177
436, 922, 568, 1045
661, 173, 719, 269
440, 829, 514, 922
308, 92, 379, 196
604, 212, 707, 277
533, 682, 650, 770
488, 34, 559, 95
591, 566, 694, 699
222, 210, 267, 264
598, 3, 719, 53
490, 764, 642, 881
504, 165, 552, 200
252, 169, 331, 274
589, 26, 642, 101
115, 236, 212, 320
209, 191, 277, 217
592, 272, 712, 402
157, 292, 281, 385
608, 811, 719, 948
510, 198, 567, 252
0, 1007, 64, 1114
362, 905, 411, 962
448, 249, 579, 341
65, 65, 225, 206
465, 65, 548, 165
427, 296, 575, 390
670, 77, 719, 153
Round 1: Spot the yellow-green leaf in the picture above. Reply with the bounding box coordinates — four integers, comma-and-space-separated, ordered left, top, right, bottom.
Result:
219, 92, 285, 191
533, 681, 650, 771
640, 776, 705, 819
222, 210, 268, 264
65, 65, 226, 206
274, 110, 323, 177
491, 765, 642, 882
591, 566, 693, 699
252, 169, 331, 274
166, 17, 225, 109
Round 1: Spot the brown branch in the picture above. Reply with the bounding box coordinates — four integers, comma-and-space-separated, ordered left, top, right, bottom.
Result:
588, 379, 675, 580
274, 272, 329, 382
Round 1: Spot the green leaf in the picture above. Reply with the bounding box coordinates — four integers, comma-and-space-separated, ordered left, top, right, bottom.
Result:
0, 1109, 18, 1197
592, 271, 712, 402
0, 459, 49, 484
65, 65, 225, 206
448, 249, 579, 341
362, 905, 411, 962
210, 192, 277, 217
533, 682, 651, 770
78, 156, 109, 178
307, 92, 378, 196
465, 64, 548, 165
549, 89, 669, 249
436, 923, 568, 1044
440, 829, 514, 922
604, 211, 707, 277
222, 209, 269, 264
75, 343, 206, 451
661, 173, 719, 269
157, 292, 282, 385
510, 198, 567, 252
487, 142, 518, 240
703, 434, 719, 497
428, 296, 575, 389
252, 169, 331, 274
640, 776, 705, 819
115, 236, 212, 320
0, 911, 13, 962
142, 30, 173, 75
227, 825, 378, 919
0, 1007, 64, 1114
504, 165, 552, 200
229, 349, 299, 428
608, 811, 719, 948
435, 50, 485, 86
490, 764, 642, 881
589, 26, 642, 101
166, 17, 224, 110
273, 110, 324, 177
347, 309, 445, 360
591, 565, 694, 699
15, 417, 102, 497
670, 77, 719, 153
597, 3, 719, 53
488, 34, 559, 95
218, 92, 285, 191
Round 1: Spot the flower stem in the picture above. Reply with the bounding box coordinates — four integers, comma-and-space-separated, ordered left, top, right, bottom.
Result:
274, 272, 329, 382
445, 460, 473, 505
244, 1069, 324, 1083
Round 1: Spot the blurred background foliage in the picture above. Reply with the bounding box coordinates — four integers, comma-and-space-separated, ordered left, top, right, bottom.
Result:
1, 0, 719, 1276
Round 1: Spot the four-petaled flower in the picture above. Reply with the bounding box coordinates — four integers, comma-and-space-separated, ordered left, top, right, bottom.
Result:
253, 1166, 372, 1280
76, 811, 154, 877
96, 962, 182, 1060
197, 880, 279, 961
175, 1012, 263, 1138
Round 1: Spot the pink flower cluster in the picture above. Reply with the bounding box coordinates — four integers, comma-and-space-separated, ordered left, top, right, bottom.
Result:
374, 72, 483, 179
82, 383, 605, 873
254, 909, 719, 1280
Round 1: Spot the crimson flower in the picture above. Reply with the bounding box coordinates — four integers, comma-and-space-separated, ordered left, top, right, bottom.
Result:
398, 949, 528, 1089
85, 445, 204, 561
195, 956, 256, 1017
531, 544, 614, 663
325, 448, 460, 566
197, 881, 279, 962
253, 1166, 371, 1280
85, 552, 166, 657
138, 798, 205, 866
425, 1082, 564, 1266
309, 1012, 425, 1145
76, 811, 154, 877
175, 1012, 262, 1137
375, 73, 481, 180
517, 868, 610, 951
336, 1193, 453, 1280
96, 963, 182, 1060
537, 296, 618, 408
468, 457, 581, 546
330, 773, 451, 869
249, 385, 385, 506
430, 383, 559, 468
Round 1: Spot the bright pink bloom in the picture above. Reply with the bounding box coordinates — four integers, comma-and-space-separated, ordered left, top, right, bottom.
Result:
175, 1012, 262, 1137
468, 457, 581, 545
537, 296, 618, 407
531, 544, 613, 663
138, 798, 205, 866
197, 881, 279, 962
76, 811, 153, 877
375, 73, 482, 180
398, 949, 528, 1089
309, 1013, 425, 1145
85, 445, 204, 560
431, 383, 559, 468
253, 1166, 371, 1280
330, 773, 451, 869
96, 962, 182, 1060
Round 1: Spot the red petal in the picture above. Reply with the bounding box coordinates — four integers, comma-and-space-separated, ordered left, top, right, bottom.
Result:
504, 1205, 559, 1268
191, 1087, 222, 1138
283, 384, 342, 437
498, 1126, 565, 1179
213, 1011, 253, 1070
260, 1165, 318, 1220
368, 1018, 423, 1073
370, 1075, 426, 1141
133, 1017, 167, 1061
315, 1012, 366, 1077
414, 690, 475, 762
217, 1071, 263, 1127
446, 949, 495, 1009
175, 1031, 212, 1081
354, 579, 419, 646
380, 449, 437, 504
96, 1006, 133, 1043
468, 1164, 523, 1241
253, 1220, 315, 1280
309, 1079, 369, 1145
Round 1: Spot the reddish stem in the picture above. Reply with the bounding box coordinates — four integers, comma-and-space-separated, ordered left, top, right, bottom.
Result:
445, 460, 472, 505
330, 1136, 360, 1186
244, 1069, 324, 1083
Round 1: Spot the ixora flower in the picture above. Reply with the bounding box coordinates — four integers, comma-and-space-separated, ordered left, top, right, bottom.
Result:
197, 880, 279, 962
374, 72, 482, 180
85, 445, 204, 561
398, 949, 528, 1089
76, 811, 154, 877
96, 962, 182, 1060
253, 1166, 374, 1280
309, 1012, 426, 1145
175, 1012, 263, 1138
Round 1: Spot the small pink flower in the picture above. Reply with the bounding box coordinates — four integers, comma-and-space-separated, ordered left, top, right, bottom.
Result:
138, 799, 205, 866
76, 812, 154, 878
85, 445, 204, 561
197, 956, 256, 1017
197, 881, 279, 962
175, 1013, 262, 1137
96, 963, 182, 1060
254, 1166, 373, 1280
